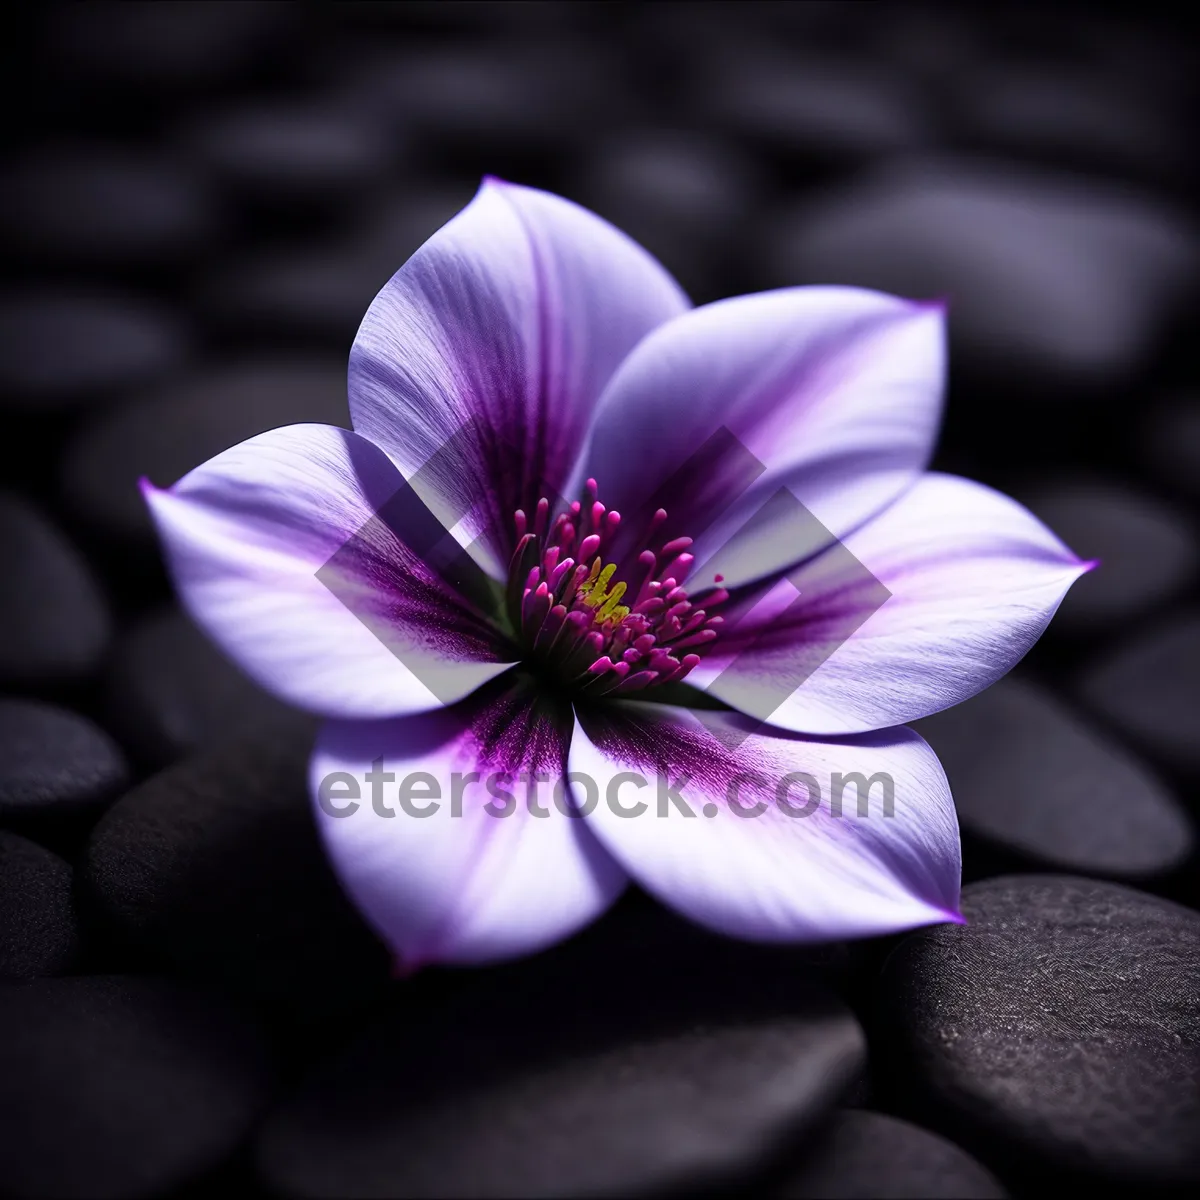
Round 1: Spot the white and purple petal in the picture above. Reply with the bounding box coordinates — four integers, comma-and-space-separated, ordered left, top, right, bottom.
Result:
144, 423, 517, 721
581, 287, 945, 588
570, 702, 961, 942
692, 473, 1092, 735
312, 682, 626, 968
350, 178, 690, 579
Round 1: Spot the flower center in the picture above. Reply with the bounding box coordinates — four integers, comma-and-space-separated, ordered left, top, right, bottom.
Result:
507, 478, 728, 697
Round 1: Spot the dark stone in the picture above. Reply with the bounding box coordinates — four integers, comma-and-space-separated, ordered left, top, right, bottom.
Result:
0, 698, 130, 834
1141, 394, 1200, 501
46, 0, 287, 92
575, 130, 766, 302
1073, 15, 1195, 113
256, 940, 865, 1199
348, 185, 477, 267
189, 101, 394, 209
0, 145, 215, 269
1077, 612, 1200, 774
0, 290, 189, 413
0, 975, 273, 1198
704, 56, 935, 166
338, 0, 582, 34
956, 66, 1187, 185
200, 185, 473, 343
341, 42, 623, 158
79, 722, 391, 1035
869, 6, 985, 89
914, 677, 1193, 881
60, 358, 350, 545
877, 875, 1200, 1188
104, 606, 305, 770
776, 1110, 1006, 1198
0, 831, 79, 979
765, 159, 1198, 391
1016, 479, 1196, 634
198, 242, 393, 345
0, 495, 112, 687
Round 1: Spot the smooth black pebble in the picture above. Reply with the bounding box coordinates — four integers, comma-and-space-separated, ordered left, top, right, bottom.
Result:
877, 874, 1200, 1188
341, 42, 620, 160
257, 961, 865, 1199
914, 676, 1193, 881
776, 1110, 1006, 1199
0, 698, 129, 835
953, 64, 1187, 185
575, 130, 765, 302
349, 185, 478, 267
80, 723, 390, 1034
46, 0, 286, 92
199, 242, 391, 345
0, 289, 189, 414
0, 144, 215, 269
1077, 611, 1200, 774
0, 831, 79, 979
1141, 394, 1200, 501
1017, 478, 1196, 633
765, 158, 1198, 392
0, 975, 273, 1199
703, 55, 935, 168
104, 606, 304, 770
60, 358, 350, 545
199, 185, 471, 344
0, 495, 112, 688
189, 101, 394, 210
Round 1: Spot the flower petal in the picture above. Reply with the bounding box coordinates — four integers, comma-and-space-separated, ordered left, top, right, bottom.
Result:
312, 681, 627, 968
349, 177, 690, 578
693, 473, 1092, 734
570, 702, 960, 942
580, 287, 944, 588
145, 423, 518, 720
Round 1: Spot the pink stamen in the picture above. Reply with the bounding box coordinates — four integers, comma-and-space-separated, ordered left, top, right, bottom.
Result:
670, 628, 719, 651
659, 536, 693, 560
669, 553, 695, 585
547, 557, 575, 592
615, 669, 659, 693
508, 484, 724, 695
533, 604, 567, 652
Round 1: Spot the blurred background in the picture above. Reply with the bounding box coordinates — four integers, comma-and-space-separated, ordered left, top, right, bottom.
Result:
1, 3, 1198, 1198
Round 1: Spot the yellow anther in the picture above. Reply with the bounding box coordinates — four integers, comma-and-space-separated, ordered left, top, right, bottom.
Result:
596, 581, 627, 621
583, 562, 618, 607
577, 557, 602, 598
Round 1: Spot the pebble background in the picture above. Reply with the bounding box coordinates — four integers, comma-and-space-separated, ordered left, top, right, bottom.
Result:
1, 3, 1197, 1197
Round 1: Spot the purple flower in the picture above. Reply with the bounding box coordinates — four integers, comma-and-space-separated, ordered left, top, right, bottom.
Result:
144, 179, 1090, 969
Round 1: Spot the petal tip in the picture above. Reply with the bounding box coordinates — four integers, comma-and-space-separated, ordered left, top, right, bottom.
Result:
390, 954, 425, 980
138, 475, 166, 505
911, 294, 950, 315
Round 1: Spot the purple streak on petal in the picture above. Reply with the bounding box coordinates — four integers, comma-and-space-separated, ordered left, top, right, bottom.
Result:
312, 679, 626, 968
692, 473, 1091, 735
144, 423, 517, 720
571, 700, 961, 942
349, 178, 689, 579
580, 286, 945, 589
